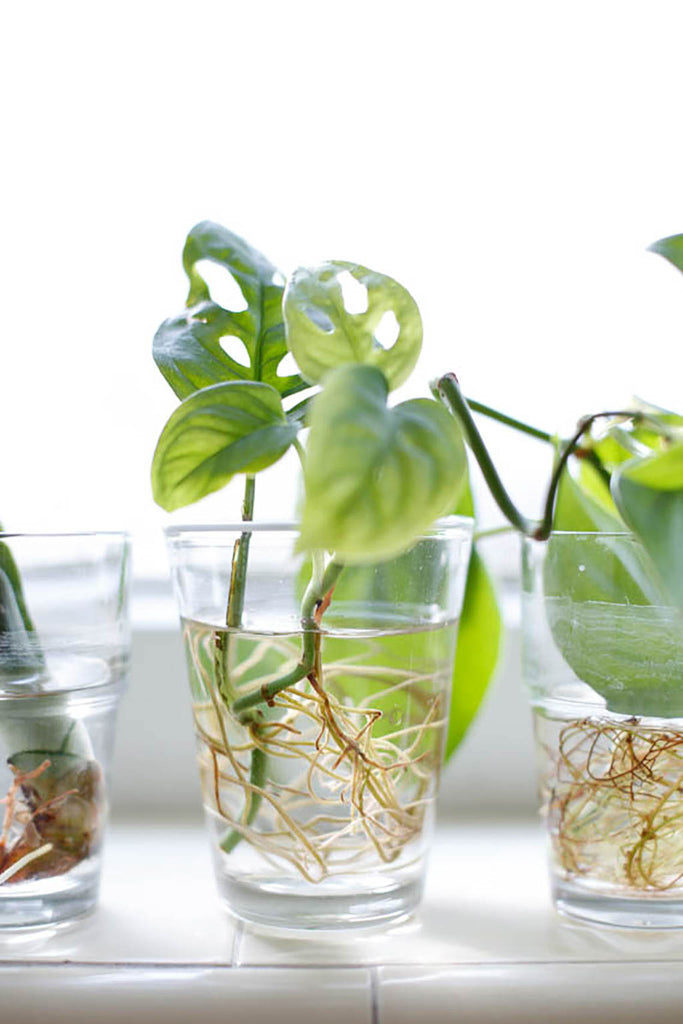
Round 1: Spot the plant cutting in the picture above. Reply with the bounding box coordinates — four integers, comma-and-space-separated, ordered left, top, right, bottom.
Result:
434, 232, 683, 927
152, 222, 500, 928
0, 532, 129, 926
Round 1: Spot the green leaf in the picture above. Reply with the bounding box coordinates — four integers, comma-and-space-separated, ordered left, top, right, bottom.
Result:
612, 442, 683, 608
300, 365, 467, 563
284, 261, 422, 389
649, 232, 683, 274
542, 460, 682, 715
553, 458, 624, 533
445, 547, 501, 760
152, 381, 297, 511
154, 221, 307, 399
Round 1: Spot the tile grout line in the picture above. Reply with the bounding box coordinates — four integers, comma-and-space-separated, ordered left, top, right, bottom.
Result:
370, 965, 380, 1024
231, 920, 245, 967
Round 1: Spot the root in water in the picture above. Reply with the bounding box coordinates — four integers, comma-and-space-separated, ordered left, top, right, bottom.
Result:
540, 715, 683, 893
187, 622, 449, 883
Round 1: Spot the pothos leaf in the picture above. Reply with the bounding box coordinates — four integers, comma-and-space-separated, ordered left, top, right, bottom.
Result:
284, 261, 422, 389
612, 442, 683, 609
553, 459, 624, 533
151, 381, 297, 511
154, 221, 307, 399
300, 365, 467, 563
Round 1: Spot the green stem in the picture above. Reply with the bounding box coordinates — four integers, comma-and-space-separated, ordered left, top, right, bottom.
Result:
227, 476, 256, 629
463, 398, 552, 444
231, 559, 343, 721
219, 556, 343, 855
436, 373, 536, 536
220, 744, 266, 854
437, 374, 664, 543
215, 475, 257, 853
535, 410, 661, 541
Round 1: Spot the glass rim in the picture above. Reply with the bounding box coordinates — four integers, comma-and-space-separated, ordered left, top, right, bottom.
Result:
0, 530, 130, 541
165, 515, 474, 540
523, 529, 636, 541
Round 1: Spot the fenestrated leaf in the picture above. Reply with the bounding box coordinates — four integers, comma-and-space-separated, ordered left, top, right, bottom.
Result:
649, 232, 683, 274
300, 365, 467, 563
152, 381, 297, 511
284, 261, 422, 390
612, 442, 683, 608
154, 221, 306, 399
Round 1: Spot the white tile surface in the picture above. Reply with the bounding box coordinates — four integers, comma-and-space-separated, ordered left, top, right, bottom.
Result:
239, 822, 683, 965
4, 819, 683, 974
0, 966, 372, 1024
378, 964, 683, 1024
0, 823, 235, 964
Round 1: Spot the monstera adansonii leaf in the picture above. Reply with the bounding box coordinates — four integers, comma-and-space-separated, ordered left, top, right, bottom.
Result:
154, 221, 307, 399
284, 261, 422, 390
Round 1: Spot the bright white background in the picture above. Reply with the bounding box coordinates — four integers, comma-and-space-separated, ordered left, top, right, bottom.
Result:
1, 0, 682, 576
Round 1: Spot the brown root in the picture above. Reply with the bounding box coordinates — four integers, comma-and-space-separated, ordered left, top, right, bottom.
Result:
540, 715, 683, 893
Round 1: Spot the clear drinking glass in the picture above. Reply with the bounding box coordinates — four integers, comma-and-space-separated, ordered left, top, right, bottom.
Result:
0, 532, 130, 927
166, 519, 472, 929
522, 532, 683, 928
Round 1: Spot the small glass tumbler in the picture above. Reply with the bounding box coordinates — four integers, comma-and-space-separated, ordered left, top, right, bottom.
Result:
0, 532, 130, 927
166, 519, 472, 930
522, 532, 683, 928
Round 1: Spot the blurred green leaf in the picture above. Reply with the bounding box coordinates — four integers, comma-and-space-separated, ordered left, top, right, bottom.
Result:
649, 232, 683, 274
553, 459, 624, 533
612, 442, 683, 608
284, 261, 422, 389
152, 381, 297, 511
154, 221, 306, 399
300, 365, 467, 563
445, 545, 501, 760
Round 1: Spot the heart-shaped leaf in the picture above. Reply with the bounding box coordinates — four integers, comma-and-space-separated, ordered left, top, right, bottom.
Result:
300, 365, 467, 562
152, 381, 297, 511
612, 441, 683, 608
541, 460, 682, 715
284, 261, 422, 389
154, 222, 307, 399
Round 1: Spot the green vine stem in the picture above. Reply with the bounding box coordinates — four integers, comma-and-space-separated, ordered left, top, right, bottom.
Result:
231, 559, 344, 721
436, 373, 535, 536
435, 372, 670, 542
463, 398, 552, 444
219, 557, 343, 853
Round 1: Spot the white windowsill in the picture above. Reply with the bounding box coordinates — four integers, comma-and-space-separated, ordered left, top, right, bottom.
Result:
3, 820, 683, 1023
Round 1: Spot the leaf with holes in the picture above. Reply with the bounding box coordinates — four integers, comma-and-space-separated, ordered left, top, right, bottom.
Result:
154, 221, 307, 399
151, 381, 298, 511
284, 261, 422, 390
299, 365, 467, 562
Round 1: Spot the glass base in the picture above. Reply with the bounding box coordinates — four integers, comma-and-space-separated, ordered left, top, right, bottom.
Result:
554, 878, 683, 930
0, 875, 99, 929
220, 873, 423, 930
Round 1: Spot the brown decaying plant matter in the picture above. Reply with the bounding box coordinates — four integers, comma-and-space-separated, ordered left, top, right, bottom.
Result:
0, 757, 102, 885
